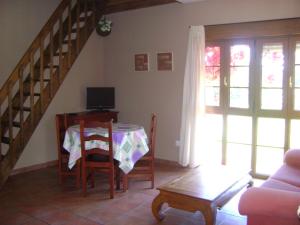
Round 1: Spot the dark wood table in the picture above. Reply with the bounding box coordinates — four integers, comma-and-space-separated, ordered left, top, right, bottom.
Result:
151, 166, 252, 225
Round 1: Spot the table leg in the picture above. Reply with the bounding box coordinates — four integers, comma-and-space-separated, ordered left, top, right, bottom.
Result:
202, 206, 217, 225
151, 193, 166, 221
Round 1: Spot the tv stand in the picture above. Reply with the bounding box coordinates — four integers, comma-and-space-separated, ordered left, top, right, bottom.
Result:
65, 110, 119, 123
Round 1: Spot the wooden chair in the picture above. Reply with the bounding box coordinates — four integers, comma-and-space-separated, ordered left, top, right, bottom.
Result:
55, 113, 81, 188
80, 119, 115, 198
122, 113, 157, 190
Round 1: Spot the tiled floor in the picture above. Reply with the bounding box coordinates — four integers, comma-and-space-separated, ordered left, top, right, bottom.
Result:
0, 163, 247, 225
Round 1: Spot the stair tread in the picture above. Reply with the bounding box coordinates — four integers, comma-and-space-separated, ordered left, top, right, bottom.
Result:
12, 121, 21, 127
23, 92, 41, 96
54, 51, 68, 56
24, 78, 51, 83
63, 39, 77, 44
2, 137, 10, 144
13, 106, 31, 111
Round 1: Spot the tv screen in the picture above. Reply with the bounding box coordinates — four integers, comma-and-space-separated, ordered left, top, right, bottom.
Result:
86, 87, 115, 110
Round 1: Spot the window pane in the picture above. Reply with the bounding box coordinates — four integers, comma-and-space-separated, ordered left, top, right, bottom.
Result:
203, 114, 223, 141
205, 66, 220, 86
230, 88, 248, 108
205, 47, 220, 66
227, 115, 252, 144
257, 117, 285, 147
295, 65, 300, 87
256, 147, 284, 175
296, 42, 300, 64
205, 87, 219, 106
262, 65, 283, 88
230, 67, 249, 87
290, 119, 300, 148
294, 88, 300, 110
262, 44, 284, 66
230, 45, 250, 66
227, 143, 251, 170
205, 46, 220, 107
261, 88, 282, 110
202, 114, 223, 165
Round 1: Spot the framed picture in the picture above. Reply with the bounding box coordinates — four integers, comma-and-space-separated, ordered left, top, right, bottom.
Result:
157, 52, 173, 71
134, 53, 149, 71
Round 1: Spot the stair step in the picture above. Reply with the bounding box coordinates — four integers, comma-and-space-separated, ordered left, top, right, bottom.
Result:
36, 78, 51, 82
79, 17, 86, 22
44, 65, 59, 69
13, 106, 31, 112
24, 92, 41, 97
63, 39, 76, 45
12, 121, 21, 128
24, 78, 51, 83
2, 137, 10, 144
54, 51, 68, 56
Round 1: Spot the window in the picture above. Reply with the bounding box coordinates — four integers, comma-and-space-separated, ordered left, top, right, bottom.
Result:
204, 18, 300, 178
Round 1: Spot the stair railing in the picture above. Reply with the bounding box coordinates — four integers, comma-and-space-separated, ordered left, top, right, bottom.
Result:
0, 0, 100, 186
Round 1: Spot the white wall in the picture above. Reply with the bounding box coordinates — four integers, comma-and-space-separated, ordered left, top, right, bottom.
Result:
0, 0, 61, 85
104, 0, 300, 162
0, 0, 105, 169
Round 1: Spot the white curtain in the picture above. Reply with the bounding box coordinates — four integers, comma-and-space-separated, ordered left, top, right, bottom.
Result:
179, 26, 206, 167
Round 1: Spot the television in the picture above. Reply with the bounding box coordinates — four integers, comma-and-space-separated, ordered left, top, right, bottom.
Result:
86, 87, 115, 110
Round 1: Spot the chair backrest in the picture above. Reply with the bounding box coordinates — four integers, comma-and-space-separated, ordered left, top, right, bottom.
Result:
149, 113, 157, 158
79, 119, 114, 163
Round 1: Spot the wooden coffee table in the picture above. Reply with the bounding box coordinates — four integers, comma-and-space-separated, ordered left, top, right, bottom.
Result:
152, 166, 252, 225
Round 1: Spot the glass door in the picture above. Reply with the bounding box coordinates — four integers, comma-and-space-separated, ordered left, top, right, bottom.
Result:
203, 37, 299, 178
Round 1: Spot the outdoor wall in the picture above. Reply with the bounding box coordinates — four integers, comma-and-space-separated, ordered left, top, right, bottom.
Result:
104, 0, 300, 162
0, 0, 105, 169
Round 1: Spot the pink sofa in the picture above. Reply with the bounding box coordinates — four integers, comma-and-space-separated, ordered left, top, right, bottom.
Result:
238, 149, 300, 225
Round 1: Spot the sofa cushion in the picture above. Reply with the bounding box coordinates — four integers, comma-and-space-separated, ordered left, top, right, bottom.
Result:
284, 149, 300, 169
271, 164, 300, 187
261, 178, 300, 192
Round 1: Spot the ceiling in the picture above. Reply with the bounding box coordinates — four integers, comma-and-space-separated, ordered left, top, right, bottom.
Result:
103, 0, 179, 14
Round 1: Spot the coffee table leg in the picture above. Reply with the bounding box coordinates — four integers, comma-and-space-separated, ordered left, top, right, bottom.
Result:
202, 206, 217, 225
152, 193, 165, 221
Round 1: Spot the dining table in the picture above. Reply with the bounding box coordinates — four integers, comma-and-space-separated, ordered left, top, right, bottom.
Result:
63, 122, 149, 174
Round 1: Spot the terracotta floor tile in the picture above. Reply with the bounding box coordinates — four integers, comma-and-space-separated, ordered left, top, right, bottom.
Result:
0, 164, 247, 225
0, 212, 33, 225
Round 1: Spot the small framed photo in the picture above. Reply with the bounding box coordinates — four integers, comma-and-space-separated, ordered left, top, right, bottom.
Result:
134, 53, 149, 71
157, 52, 173, 71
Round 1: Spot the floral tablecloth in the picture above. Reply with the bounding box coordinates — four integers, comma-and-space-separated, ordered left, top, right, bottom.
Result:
63, 123, 149, 174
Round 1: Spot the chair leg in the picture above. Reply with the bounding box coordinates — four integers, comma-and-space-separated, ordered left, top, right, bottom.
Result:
122, 173, 128, 192
110, 168, 115, 199
58, 159, 63, 185
82, 166, 87, 197
90, 168, 95, 188
75, 160, 81, 188
151, 173, 154, 189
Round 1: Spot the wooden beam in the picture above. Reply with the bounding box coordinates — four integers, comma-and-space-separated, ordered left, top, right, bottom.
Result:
104, 0, 177, 14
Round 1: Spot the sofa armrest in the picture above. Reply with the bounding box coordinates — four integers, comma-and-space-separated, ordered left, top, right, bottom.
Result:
239, 187, 300, 219
285, 149, 300, 169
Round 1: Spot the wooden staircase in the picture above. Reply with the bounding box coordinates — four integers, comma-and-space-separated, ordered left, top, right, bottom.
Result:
0, 0, 106, 187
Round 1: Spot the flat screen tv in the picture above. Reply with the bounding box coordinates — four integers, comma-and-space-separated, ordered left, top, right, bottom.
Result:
86, 87, 115, 110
